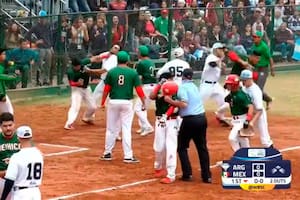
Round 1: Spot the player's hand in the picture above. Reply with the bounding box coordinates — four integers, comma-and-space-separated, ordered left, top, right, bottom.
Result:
270, 68, 275, 77
141, 104, 146, 111
158, 114, 167, 127
78, 79, 84, 86
83, 66, 91, 72
15, 69, 21, 75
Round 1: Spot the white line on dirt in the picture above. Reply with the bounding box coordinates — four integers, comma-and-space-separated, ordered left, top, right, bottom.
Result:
39, 143, 89, 157
48, 145, 300, 200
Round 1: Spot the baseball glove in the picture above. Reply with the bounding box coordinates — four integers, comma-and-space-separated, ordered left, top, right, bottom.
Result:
239, 127, 255, 137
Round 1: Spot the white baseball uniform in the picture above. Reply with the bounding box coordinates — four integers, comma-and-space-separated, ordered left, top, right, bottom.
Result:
0, 95, 14, 115
156, 58, 190, 85
199, 54, 229, 120
93, 53, 118, 104
5, 147, 43, 200
243, 83, 273, 147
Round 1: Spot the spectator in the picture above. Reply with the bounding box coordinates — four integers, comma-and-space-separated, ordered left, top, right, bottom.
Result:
111, 15, 125, 47
4, 23, 23, 50
85, 17, 95, 52
274, 8, 284, 31
155, 9, 172, 37
69, 0, 91, 12
174, 21, 186, 44
205, 0, 219, 28
232, 1, 247, 30
252, 14, 264, 34
240, 23, 254, 54
173, 0, 189, 22
208, 24, 225, 47
109, 0, 128, 33
274, 22, 295, 61
90, 18, 108, 55
69, 16, 89, 60
194, 26, 209, 48
287, 9, 300, 36
88, 0, 107, 11
25, 10, 53, 86
284, 0, 296, 16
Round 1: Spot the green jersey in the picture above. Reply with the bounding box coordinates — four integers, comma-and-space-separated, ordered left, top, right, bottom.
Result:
251, 41, 271, 68
155, 94, 178, 117
230, 54, 248, 75
226, 89, 252, 116
105, 66, 141, 100
136, 59, 156, 84
0, 133, 20, 170
67, 58, 91, 88
0, 63, 17, 98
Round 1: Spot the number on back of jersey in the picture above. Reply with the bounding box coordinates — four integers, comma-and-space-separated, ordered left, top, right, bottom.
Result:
169, 66, 183, 77
26, 162, 43, 181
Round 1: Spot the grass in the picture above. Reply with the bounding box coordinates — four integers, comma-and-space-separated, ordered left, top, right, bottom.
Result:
14, 71, 300, 117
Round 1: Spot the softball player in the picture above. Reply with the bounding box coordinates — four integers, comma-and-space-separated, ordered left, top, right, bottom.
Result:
240, 69, 273, 148
149, 72, 179, 184
224, 74, 254, 152
1, 125, 44, 200
100, 51, 146, 163
156, 47, 190, 85
134, 45, 156, 136
64, 57, 99, 130
0, 48, 17, 115
199, 43, 230, 126
0, 113, 20, 198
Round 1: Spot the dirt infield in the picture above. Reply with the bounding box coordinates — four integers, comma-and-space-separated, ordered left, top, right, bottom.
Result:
14, 104, 300, 200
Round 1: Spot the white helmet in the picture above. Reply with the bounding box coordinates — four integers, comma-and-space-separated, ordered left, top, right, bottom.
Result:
174, 47, 184, 58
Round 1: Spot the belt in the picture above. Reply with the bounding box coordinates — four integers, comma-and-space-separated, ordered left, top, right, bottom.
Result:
13, 186, 38, 191
204, 81, 217, 84
157, 115, 178, 120
182, 113, 205, 119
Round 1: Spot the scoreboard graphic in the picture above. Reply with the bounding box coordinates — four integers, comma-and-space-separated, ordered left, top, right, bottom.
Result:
221, 148, 291, 191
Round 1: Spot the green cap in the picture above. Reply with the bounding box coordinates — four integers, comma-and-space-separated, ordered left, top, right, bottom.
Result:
138, 45, 149, 56
117, 51, 130, 63
254, 31, 263, 38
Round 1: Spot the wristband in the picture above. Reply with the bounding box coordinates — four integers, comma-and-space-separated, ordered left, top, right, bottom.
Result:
246, 114, 253, 121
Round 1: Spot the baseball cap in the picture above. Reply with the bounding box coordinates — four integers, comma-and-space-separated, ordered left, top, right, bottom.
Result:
240, 69, 253, 80
174, 47, 184, 58
161, 9, 168, 14
38, 10, 47, 17
159, 72, 174, 81
212, 42, 226, 50
16, 125, 33, 139
117, 51, 130, 63
182, 68, 193, 79
253, 31, 263, 38
138, 45, 149, 56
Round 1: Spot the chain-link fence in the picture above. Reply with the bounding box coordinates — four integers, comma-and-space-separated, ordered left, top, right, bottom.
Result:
0, 4, 299, 89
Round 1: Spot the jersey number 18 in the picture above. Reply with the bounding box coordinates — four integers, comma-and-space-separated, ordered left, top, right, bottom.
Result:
26, 162, 42, 180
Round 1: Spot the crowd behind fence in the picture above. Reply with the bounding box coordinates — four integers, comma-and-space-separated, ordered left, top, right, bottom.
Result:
1, 2, 300, 89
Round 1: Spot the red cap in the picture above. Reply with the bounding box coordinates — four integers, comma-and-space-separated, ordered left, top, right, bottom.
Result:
161, 9, 168, 14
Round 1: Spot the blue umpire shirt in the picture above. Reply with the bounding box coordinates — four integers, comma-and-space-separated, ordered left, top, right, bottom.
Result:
177, 80, 205, 117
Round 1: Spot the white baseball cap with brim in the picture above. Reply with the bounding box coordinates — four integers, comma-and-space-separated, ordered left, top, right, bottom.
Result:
173, 47, 184, 58
240, 69, 253, 80
16, 125, 33, 139
212, 42, 226, 50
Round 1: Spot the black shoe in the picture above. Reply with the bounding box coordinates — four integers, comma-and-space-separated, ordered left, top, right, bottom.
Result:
180, 175, 193, 182
202, 177, 212, 184
99, 153, 112, 161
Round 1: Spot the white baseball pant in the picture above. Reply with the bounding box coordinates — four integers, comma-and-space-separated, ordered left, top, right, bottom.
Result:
104, 99, 135, 159
134, 84, 155, 130
0, 95, 14, 114
255, 109, 273, 147
65, 86, 97, 126
228, 114, 250, 152
11, 187, 41, 200
153, 117, 178, 181
199, 81, 229, 119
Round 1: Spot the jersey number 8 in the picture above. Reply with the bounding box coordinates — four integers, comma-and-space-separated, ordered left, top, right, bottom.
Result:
26, 162, 42, 180
118, 75, 125, 85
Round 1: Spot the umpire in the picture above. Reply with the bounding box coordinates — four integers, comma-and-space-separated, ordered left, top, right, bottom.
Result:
164, 68, 211, 183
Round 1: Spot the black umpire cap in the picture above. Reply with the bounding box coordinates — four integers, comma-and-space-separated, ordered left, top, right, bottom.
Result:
182, 68, 193, 80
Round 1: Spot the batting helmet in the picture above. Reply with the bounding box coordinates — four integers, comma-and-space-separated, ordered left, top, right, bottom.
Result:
161, 81, 178, 96
225, 74, 240, 86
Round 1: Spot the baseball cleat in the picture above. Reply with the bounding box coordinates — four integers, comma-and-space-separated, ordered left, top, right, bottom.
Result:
116, 136, 122, 141
266, 98, 274, 110
160, 177, 175, 184
136, 128, 143, 134
140, 127, 154, 136
81, 118, 95, 125
99, 153, 112, 161
154, 169, 167, 178
64, 124, 74, 130
123, 157, 140, 164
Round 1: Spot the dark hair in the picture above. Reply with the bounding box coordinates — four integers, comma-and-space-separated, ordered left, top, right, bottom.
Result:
71, 58, 81, 66
0, 112, 14, 124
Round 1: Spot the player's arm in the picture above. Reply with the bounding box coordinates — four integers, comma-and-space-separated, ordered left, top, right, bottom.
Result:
134, 73, 146, 109
0, 74, 17, 81
164, 86, 187, 108
149, 78, 167, 100
101, 84, 111, 107
227, 50, 249, 69
0, 170, 6, 178
0, 178, 14, 200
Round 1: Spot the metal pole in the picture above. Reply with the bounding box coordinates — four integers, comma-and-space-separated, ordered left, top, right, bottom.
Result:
167, 2, 174, 61
270, 3, 275, 55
